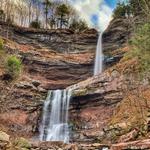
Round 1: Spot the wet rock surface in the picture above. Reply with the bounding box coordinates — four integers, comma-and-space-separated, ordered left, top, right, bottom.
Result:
0, 130, 150, 150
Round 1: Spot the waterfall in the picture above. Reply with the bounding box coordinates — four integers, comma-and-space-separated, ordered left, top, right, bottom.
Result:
94, 32, 103, 75
40, 89, 72, 143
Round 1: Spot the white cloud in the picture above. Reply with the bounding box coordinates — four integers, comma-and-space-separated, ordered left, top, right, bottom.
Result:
69, 0, 113, 31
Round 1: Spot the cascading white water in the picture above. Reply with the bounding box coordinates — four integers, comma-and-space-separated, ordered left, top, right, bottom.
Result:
94, 32, 103, 75
40, 89, 72, 143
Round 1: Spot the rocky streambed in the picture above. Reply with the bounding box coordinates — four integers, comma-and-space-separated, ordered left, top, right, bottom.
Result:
1, 130, 150, 150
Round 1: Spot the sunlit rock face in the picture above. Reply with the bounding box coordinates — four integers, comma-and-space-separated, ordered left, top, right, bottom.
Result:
69, 71, 124, 143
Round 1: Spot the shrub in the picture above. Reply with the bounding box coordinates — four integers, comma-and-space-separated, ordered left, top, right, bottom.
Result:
5, 56, 22, 78
0, 38, 4, 50
131, 23, 150, 52
69, 19, 88, 32
30, 20, 41, 29
0, 9, 5, 21
129, 0, 150, 18
113, 2, 130, 18
125, 23, 150, 74
6, 17, 13, 25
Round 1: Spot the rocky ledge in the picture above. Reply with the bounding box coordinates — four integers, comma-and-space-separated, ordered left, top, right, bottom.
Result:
68, 69, 124, 143
1, 130, 150, 150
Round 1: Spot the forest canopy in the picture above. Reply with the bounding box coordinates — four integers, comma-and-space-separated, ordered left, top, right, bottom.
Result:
0, 0, 88, 31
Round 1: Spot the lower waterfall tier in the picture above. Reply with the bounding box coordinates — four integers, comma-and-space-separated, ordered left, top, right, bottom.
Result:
40, 89, 72, 143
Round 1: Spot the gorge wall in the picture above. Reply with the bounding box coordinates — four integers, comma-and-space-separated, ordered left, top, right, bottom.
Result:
0, 17, 130, 143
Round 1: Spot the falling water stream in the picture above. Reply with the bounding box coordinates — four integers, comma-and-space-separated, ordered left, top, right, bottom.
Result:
94, 32, 103, 75
40, 89, 72, 143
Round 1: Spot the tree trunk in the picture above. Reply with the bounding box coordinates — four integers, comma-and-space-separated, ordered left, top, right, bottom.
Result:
60, 15, 63, 29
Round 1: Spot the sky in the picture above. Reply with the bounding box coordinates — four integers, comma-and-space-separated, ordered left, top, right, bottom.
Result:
69, 0, 118, 31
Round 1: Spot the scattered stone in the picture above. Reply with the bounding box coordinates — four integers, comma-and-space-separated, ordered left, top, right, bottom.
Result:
0, 131, 10, 142
37, 87, 47, 93
16, 81, 35, 89
32, 80, 41, 87
118, 128, 139, 143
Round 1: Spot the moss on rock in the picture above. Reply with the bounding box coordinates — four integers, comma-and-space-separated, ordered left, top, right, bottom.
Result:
14, 137, 31, 149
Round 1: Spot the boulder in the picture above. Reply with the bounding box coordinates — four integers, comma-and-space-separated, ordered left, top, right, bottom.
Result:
0, 131, 10, 142
0, 131, 10, 150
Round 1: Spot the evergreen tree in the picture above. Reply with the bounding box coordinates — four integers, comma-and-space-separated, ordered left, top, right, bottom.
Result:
56, 4, 70, 28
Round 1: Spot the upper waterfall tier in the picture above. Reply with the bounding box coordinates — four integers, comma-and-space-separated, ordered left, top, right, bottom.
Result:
94, 33, 103, 75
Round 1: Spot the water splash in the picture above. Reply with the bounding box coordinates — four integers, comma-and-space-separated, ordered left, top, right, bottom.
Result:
40, 89, 72, 143
94, 32, 103, 75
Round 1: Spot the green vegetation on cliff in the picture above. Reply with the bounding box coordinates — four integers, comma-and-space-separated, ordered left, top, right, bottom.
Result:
113, 0, 150, 19
5, 56, 22, 79
30, 20, 41, 29
130, 23, 150, 74
114, 0, 150, 75
0, 38, 4, 50
69, 19, 88, 32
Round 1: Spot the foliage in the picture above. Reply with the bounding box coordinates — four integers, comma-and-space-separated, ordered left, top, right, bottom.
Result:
129, 0, 150, 18
0, 0, 88, 30
48, 17, 56, 29
69, 19, 88, 32
0, 9, 4, 15
113, 0, 150, 19
0, 9, 5, 21
30, 20, 41, 29
129, 0, 142, 16
5, 56, 22, 78
6, 17, 13, 25
113, 2, 129, 18
56, 4, 70, 17
0, 38, 4, 50
56, 4, 70, 28
14, 137, 31, 149
0, 38, 5, 59
43, 0, 52, 14
125, 23, 150, 74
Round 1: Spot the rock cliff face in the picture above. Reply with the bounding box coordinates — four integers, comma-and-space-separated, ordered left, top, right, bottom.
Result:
103, 18, 130, 53
0, 21, 98, 53
69, 70, 124, 143
0, 39, 94, 139
0, 17, 131, 144
0, 23, 97, 138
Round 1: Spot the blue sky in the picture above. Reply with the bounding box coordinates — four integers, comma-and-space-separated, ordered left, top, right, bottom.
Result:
105, 0, 117, 8
69, 0, 118, 31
